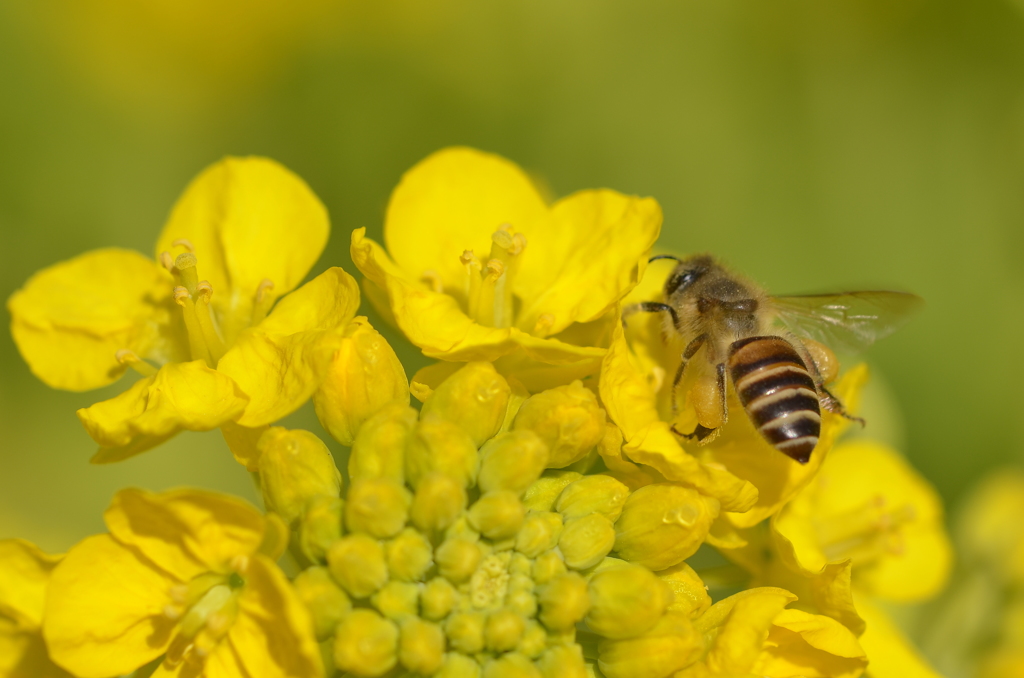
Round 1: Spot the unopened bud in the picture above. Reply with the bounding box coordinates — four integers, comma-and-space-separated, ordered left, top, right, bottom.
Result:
386, 527, 433, 582
468, 491, 526, 540
399, 617, 445, 674
437, 653, 482, 678
345, 478, 411, 538
371, 580, 420, 620
297, 495, 343, 563
597, 613, 701, 678
349, 402, 417, 484
333, 609, 398, 677
614, 484, 720, 571
558, 514, 616, 570
411, 472, 467, 533
293, 567, 352, 640
483, 652, 539, 678
478, 431, 550, 495
436, 538, 484, 584
515, 512, 563, 558
507, 589, 537, 618
537, 645, 586, 678
513, 381, 605, 468
314, 317, 410, 446
258, 427, 341, 524
538, 573, 590, 631
587, 564, 671, 639
406, 417, 479, 488
446, 611, 486, 654
523, 471, 582, 512
485, 609, 526, 652
659, 562, 711, 618
327, 534, 388, 598
555, 475, 630, 522
421, 577, 458, 620
518, 620, 547, 658
420, 361, 511, 446
532, 551, 567, 585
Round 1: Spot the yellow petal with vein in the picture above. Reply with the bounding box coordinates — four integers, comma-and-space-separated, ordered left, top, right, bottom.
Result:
753, 608, 867, 678
104, 488, 265, 578
383, 147, 547, 293
0, 540, 61, 630
8, 248, 178, 391
78, 360, 249, 463
43, 535, 176, 678
218, 267, 360, 427
155, 157, 329, 343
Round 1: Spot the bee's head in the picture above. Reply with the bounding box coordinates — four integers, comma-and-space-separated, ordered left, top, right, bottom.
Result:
663, 255, 713, 299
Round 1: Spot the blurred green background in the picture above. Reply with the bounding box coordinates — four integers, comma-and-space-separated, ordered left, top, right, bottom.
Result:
1, 0, 1022, 574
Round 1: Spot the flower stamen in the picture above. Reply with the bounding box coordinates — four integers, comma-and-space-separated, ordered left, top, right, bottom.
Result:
251, 279, 275, 326
816, 494, 917, 564
171, 238, 195, 253
115, 349, 157, 377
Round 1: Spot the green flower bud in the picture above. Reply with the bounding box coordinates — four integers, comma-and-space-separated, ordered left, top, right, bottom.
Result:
349, 401, 417, 484
386, 527, 433, 582
328, 533, 388, 599
659, 562, 711, 619
399, 617, 446, 674
298, 495, 344, 563
437, 653, 482, 678
518, 620, 547, 659
411, 472, 467, 533
420, 361, 511, 446
406, 417, 479, 489
293, 566, 352, 640
514, 512, 563, 558
509, 553, 532, 577
478, 430, 550, 496
334, 609, 398, 677
555, 475, 630, 523
506, 589, 537, 618
558, 514, 615, 570
484, 608, 526, 652
371, 580, 420, 620
483, 652, 541, 678
597, 613, 701, 678
538, 573, 590, 631
436, 538, 484, 584
586, 564, 671, 639
614, 484, 720, 571
468, 491, 526, 540
513, 381, 604, 468
532, 551, 567, 585
446, 611, 486, 654
314, 317, 410, 447
345, 478, 411, 539
523, 471, 582, 512
537, 645, 586, 678
421, 577, 458, 620
257, 427, 341, 524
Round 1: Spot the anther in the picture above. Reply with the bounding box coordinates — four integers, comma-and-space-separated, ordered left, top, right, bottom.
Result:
255, 279, 274, 304
195, 281, 213, 303
460, 250, 480, 267
421, 270, 444, 294
483, 259, 505, 282
251, 279, 276, 326
163, 604, 184, 620
115, 349, 157, 377
173, 287, 190, 306
230, 555, 250, 575
160, 252, 175, 272
171, 238, 195, 253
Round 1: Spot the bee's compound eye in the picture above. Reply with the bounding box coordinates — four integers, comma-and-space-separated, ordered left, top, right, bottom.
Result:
666, 270, 698, 296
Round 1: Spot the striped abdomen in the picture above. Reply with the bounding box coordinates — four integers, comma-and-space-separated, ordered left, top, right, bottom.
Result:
728, 336, 821, 463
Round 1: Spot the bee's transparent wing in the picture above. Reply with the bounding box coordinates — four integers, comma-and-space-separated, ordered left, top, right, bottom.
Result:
770, 291, 923, 354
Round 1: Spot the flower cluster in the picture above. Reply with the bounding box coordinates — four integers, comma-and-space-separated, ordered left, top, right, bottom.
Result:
2, 147, 951, 678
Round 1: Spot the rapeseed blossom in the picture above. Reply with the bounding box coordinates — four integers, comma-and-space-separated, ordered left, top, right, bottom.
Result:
4, 148, 956, 678
0, 540, 70, 678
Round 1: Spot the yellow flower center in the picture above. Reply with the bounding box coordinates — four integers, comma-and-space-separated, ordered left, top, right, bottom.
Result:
815, 494, 917, 564
162, 559, 248, 669
458, 225, 527, 329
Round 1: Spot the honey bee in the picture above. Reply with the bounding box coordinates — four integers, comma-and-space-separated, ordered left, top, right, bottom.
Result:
624, 254, 922, 464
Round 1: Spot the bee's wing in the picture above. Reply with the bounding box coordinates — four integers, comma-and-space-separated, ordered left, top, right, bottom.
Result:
770, 291, 923, 354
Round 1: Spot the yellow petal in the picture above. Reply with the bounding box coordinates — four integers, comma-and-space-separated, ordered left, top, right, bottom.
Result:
600, 322, 756, 512
8, 248, 178, 391
809, 562, 866, 637
383, 147, 547, 293
225, 554, 323, 678
702, 588, 794, 675
104, 488, 265, 577
218, 267, 360, 427
78, 361, 249, 463
154, 157, 329, 343
0, 621, 72, 678
853, 596, 944, 678
0, 540, 61, 631
353, 228, 609, 364
515, 189, 661, 336
753, 609, 867, 678
43, 535, 176, 678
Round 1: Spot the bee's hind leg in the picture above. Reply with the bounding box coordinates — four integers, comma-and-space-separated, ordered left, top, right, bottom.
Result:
671, 361, 726, 444
820, 387, 866, 427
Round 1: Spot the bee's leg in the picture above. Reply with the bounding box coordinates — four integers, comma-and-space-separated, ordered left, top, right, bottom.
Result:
669, 334, 707, 414
786, 333, 865, 426
621, 302, 680, 329
672, 362, 727, 442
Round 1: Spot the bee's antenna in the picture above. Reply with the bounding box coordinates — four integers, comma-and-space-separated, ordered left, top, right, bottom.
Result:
649, 255, 683, 264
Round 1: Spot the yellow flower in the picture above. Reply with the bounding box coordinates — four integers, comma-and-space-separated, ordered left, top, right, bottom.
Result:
42, 488, 321, 678
350, 146, 662, 378
8, 157, 360, 465
0, 539, 72, 678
